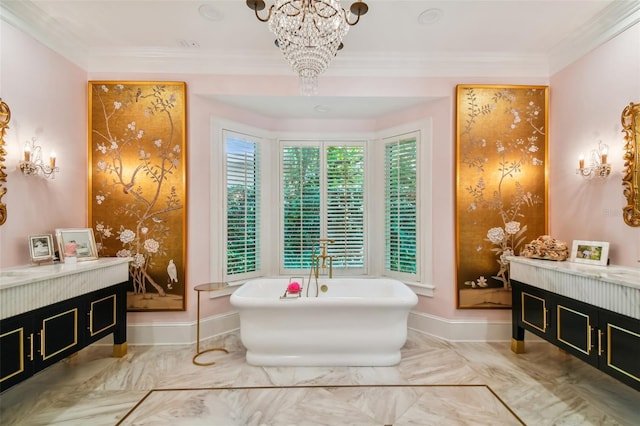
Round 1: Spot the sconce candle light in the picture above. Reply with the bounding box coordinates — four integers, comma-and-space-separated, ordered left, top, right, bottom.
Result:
576, 140, 611, 179
18, 137, 59, 179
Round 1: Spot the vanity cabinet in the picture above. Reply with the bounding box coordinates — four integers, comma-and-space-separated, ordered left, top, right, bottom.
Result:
512, 280, 640, 391
0, 282, 126, 392
0, 258, 129, 393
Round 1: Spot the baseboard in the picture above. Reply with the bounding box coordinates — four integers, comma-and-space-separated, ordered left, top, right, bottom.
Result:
95, 311, 240, 346
97, 310, 539, 346
408, 311, 541, 342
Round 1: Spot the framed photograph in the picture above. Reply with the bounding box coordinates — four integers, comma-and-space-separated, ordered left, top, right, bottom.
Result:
571, 240, 609, 266
28, 234, 54, 262
55, 228, 99, 261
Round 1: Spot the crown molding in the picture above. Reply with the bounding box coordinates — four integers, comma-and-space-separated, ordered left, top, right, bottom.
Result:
547, 0, 640, 74
86, 47, 551, 78
0, 0, 89, 68
3, 0, 639, 79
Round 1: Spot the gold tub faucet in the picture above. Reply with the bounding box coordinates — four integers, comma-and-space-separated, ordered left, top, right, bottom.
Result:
312, 239, 334, 279
306, 239, 334, 297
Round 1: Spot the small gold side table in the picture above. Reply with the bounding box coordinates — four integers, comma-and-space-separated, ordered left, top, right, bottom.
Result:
192, 282, 230, 366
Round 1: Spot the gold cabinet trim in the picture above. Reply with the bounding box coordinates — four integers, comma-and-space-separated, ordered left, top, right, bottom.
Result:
521, 291, 547, 333
556, 304, 592, 355
0, 327, 24, 382
41, 308, 78, 361
607, 323, 640, 383
89, 294, 117, 336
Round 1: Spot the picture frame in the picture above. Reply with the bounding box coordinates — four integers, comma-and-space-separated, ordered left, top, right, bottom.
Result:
571, 240, 609, 266
55, 228, 99, 261
28, 234, 54, 262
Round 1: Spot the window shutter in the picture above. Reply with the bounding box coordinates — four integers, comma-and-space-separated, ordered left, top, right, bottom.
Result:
385, 137, 417, 274
226, 135, 260, 275
326, 146, 365, 268
282, 146, 321, 269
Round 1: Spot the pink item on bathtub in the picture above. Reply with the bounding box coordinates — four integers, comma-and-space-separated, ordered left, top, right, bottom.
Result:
287, 282, 301, 293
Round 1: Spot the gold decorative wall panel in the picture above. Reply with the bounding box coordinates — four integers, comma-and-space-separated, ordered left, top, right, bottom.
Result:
456, 85, 548, 309
89, 82, 187, 311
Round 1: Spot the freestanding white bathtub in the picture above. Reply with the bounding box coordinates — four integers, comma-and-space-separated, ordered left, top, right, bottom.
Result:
230, 278, 418, 366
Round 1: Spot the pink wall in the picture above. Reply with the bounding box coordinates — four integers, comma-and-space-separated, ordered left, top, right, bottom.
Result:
0, 23, 87, 267
550, 22, 640, 266
3, 19, 638, 331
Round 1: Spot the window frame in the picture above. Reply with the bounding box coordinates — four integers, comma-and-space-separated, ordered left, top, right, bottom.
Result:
212, 119, 432, 295
224, 130, 261, 280
278, 139, 368, 276
382, 130, 421, 282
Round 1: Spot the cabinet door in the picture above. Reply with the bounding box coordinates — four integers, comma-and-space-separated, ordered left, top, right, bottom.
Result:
518, 284, 551, 338
551, 294, 599, 365
34, 299, 83, 370
84, 285, 119, 345
598, 310, 640, 391
0, 313, 34, 392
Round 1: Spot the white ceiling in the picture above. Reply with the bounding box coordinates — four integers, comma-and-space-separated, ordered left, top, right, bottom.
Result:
3, 0, 640, 119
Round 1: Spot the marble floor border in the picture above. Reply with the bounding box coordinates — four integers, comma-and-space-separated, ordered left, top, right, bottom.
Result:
116, 384, 526, 425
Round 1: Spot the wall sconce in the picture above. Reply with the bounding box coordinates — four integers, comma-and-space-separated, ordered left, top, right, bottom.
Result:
18, 137, 59, 179
576, 141, 611, 179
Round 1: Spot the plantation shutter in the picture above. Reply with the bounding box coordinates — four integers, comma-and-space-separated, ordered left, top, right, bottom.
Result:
385, 137, 417, 274
226, 134, 260, 275
326, 146, 365, 268
282, 146, 321, 269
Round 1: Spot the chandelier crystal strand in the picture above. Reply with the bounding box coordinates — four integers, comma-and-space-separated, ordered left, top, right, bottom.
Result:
269, 0, 350, 95
270, 1, 348, 94
247, 0, 368, 95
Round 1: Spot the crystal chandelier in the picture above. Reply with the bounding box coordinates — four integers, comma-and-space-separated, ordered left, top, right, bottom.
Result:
246, 0, 369, 95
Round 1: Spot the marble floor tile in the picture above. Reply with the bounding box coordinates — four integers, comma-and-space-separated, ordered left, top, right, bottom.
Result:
117, 385, 521, 426
1, 330, 639, 425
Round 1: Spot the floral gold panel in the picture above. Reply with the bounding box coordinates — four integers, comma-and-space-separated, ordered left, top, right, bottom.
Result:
456, 85, 548, 309
89, 82, 187, 311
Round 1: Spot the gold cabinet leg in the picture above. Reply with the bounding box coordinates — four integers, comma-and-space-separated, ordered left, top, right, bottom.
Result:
113, 342, 127, 357
511, 338, 525, 354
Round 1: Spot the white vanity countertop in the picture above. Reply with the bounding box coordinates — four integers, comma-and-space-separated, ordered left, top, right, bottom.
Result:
0, 257, 131, 290
508, 256, 640, 319
508, 256, 640, 289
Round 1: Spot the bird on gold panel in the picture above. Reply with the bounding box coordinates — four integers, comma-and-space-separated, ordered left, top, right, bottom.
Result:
167, 259, 178, 290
